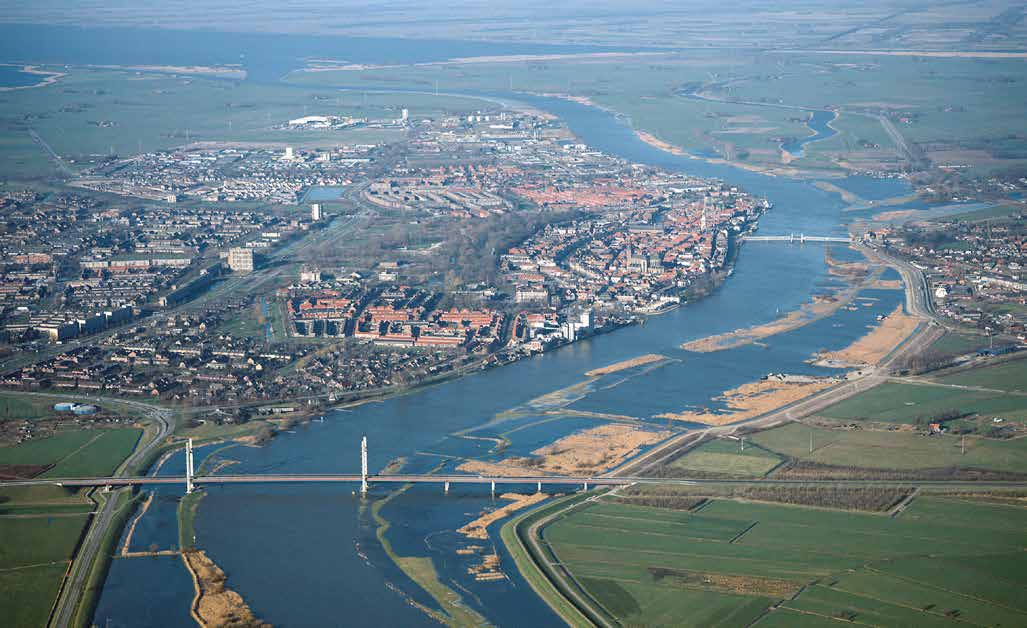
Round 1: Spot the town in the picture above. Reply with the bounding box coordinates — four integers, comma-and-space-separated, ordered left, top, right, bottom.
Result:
3, 105, 769, 412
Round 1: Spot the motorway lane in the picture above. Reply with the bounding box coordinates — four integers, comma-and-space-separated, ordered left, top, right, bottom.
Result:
43, 396, 172, 628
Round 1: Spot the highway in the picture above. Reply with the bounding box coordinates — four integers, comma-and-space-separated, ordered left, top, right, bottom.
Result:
46, 396, 172, 628
29, 128, 76, 179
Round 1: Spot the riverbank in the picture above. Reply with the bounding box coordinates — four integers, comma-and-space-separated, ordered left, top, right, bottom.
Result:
584, 353, 668, 376
76, 64, 246, 79
681, 247, 883, 353
0, 65, 65, 92
370, 475, 491, 627
813, 304, 921, 367
458, 423, 672, 476
182, 549, 267, 628
655, 375, 838, 425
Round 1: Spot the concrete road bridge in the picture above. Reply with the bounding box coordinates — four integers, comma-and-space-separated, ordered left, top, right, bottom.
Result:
4, 438, 1025, 496
742, 234, 852, 243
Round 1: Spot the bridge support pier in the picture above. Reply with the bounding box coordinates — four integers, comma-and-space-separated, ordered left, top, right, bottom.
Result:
537, 481, 542, 494
583, 481, 588, 492
444, 481, 449, 495
490, 480, 495, 498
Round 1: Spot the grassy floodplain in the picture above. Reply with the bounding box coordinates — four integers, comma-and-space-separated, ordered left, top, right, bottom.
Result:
539, 495, 1027, 627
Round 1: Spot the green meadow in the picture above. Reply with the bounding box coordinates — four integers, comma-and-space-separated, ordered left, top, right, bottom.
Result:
749, 422, 1027, 472
544, 496, 1027, 627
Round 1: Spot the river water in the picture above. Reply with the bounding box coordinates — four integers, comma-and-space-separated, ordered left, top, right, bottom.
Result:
17, 25, 917, 626
92, 89, 914, 626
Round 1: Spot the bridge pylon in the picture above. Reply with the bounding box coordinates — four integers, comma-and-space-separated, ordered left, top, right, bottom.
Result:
185, 438, 194, 495
360, 436, 368, 495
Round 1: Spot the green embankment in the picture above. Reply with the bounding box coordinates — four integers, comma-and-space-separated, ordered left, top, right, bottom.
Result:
178, 490, 205, 552
500, 493, 596, 628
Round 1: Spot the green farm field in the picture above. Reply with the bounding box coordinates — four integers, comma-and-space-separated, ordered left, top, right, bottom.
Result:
0, 515, 90, 628
0, 563, 70, 628
0, 428, 141, 477
666, 438, 782, 477
818, 381, 1027, 424
933, 358, 1027, 393
0, 425, 143, 626
544, 496, 1027, 627
0, 393, 56, 420
749, 422, 1027, 472
927, 332, 989, 357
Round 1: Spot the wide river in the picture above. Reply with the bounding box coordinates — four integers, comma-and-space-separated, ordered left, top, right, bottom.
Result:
93, 90, 912, 626
23, 27, 912, 626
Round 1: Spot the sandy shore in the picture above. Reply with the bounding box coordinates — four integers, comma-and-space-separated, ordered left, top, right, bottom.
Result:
681, 305, 830, 353
655, 376, 836, 426
585, 353, 668, 377
458, 492, 549, 541
88, 64, 247, 79
635, 129, 822, 178
457, 423, 671, 476
298, 51, 669, 73
0, 65, 66, 92
636, 131, 687, 155
118, 493, 152, 556
681, 246, 888, 354
682, 289, 861, 353
814, 304, 920, 367
814, 180, 862, 204
780, 49, 1027, 59
182, 550, 268, 628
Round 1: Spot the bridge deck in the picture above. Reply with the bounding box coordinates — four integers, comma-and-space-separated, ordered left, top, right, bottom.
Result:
3, 474, 1026, 489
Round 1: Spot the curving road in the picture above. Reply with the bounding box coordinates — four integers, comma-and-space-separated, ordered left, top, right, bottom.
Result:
42, 395, 172, 628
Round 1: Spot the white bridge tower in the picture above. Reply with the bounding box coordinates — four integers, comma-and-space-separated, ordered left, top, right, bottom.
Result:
185, 438, 195, 494
360, 435, 368, 494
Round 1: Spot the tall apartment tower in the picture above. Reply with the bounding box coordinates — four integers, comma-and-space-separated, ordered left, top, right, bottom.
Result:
227, 247, 254, 273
